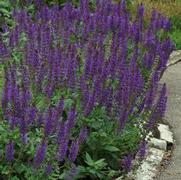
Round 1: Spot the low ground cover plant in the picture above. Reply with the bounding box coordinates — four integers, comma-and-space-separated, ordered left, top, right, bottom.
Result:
0, 0, 173, 179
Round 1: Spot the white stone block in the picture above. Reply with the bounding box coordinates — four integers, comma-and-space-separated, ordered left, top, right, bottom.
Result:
150, 138, 167, 151
134, 148, 164, 180
158, 124, 174, 144
158, 124, 169, 131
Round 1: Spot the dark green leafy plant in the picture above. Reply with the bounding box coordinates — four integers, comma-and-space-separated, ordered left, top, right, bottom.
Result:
0, 0, 172, 179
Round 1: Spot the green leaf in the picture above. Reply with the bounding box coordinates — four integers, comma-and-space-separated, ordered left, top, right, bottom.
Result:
94, 159, 107, 168
87, 168, 97, 175
58, 172, 66, 179
0, 1, 10, 7
85, 152, 94, 166
0, 8, 10, 17
1, 165, 9, 175
64, 98, 73, 110
104, 146, 120, 152
11, 176, 19, 180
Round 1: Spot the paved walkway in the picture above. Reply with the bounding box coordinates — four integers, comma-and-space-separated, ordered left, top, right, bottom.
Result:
157, 54, 181, 180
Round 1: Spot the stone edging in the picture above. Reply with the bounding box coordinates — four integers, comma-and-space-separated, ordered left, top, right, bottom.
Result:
167, 50, 181, 67
131, 50, 180, 180
134, 124, 173, 180
116, 123, 174, 180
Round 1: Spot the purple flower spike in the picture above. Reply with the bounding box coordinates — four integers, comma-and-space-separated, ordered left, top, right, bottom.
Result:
122, 154, 133, 172
66, 108, 76, 132
119, 110, 128, 131
78, 127, 88, 144
0, 0, 172, 173
138, 140, 147, 160
65, 164, 78, 180
68, 140, 79, 163
57, 138, 69, 162
33, 141, 46, 168
5, 140, 14, 161
45, 164, 53, 176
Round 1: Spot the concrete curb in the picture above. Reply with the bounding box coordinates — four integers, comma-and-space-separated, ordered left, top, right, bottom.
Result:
134, 124, 174, 180
133, 124, 174, 180
116, 124, 174, 180
167, 50, 181, 67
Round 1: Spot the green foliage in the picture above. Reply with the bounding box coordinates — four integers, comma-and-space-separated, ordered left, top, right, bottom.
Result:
45, 0, 79, 7
169, 16, 181, 49
0, 101, 143, 179
72, 107, 142, 179
0, 0, 14, 28
169, 29, 181, 50
0, 1, 159, 179
0, 0, 35, 31
170, 16, 181, 30
0, 121, 60, 180
77, 153, 108, 179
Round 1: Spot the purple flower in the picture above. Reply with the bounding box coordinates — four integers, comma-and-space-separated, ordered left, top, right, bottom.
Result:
33, 141, 46, 168
0, 1, 172, 172
138, 140, 147, 160
65, 164, 78, 180
37, 114, 44, 126
137, 3, 144, 18
27, 107, 37, 125
78, 127, 88, 144
145, 88, 154, 110
57, 138, 69, 162
57, 122, 69, 144
145, 84, 166, 130
9, 116, 17, 130
83, 92, 95, 117
5, 140, 14, 161
122, 154, 133, 172
45, 164, 53, 176
156, 83, 167, 119
20, 133, 28, 144
18, 118, 26, 139
68, 140, 79, 163
56, 99, 64, 118
119, 109, 128, 131
145, 110, 157, 130
44, 108, 53, 137
66, 108, 76, 132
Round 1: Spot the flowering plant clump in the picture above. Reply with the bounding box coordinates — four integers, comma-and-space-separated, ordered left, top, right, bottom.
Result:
0, 0, 173, 179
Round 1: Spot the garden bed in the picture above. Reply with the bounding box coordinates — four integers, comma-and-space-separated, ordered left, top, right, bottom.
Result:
0, 0, 174, 179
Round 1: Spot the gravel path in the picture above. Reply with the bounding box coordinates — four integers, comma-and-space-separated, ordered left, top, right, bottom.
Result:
157, 57, 181, 180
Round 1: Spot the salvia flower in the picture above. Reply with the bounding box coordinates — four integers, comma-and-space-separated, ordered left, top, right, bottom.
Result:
5, 140, 14, 161
45, 164, 53, 176
138, 140, 147, 160
65, 164, 78, 180
78, 127, 88, 144
68, 139, 79, 163
122, 154, 133, 172
33, 141, 46, 168
57, 138, 69, 162
66, 108, 76, 132
119, 109, 128, 131
0, 0, 172, 175
156, 83, 167, 119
